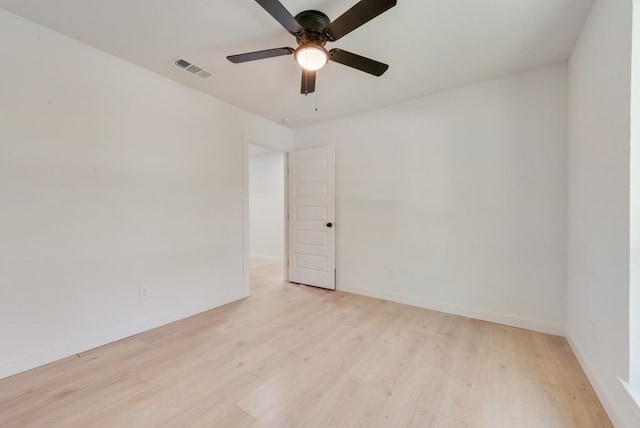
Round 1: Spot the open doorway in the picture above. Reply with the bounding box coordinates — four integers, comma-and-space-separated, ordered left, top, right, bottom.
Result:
248, 144, 286, 288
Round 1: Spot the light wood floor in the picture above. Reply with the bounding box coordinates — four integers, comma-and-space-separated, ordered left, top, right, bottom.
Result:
0, 260, 611, 427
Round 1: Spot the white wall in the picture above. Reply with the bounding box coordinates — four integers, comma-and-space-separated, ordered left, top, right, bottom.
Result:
249, 152, 285, 262
0, 9, 292, 379
295, 63, 568, 335
567, 0, 639, 426
630, 0, 640, 392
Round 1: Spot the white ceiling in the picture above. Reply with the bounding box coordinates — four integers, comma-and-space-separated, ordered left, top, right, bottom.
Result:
0, 0, 593, 129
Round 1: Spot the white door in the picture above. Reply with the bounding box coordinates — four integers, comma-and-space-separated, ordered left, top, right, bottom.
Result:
288, 146, 335, 289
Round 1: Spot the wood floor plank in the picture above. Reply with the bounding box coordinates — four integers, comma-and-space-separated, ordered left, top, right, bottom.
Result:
192, 405, 257, 428
0, 259, 613, 427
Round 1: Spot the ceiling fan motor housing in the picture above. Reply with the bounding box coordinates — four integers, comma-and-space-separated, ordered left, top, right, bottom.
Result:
294, 10, 330, 47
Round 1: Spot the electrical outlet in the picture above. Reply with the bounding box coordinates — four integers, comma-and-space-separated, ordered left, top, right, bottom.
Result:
388, 266, 396, 279
139, 287, 150, 301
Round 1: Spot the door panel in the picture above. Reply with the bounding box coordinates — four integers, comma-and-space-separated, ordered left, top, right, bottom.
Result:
288, 146, 335, 289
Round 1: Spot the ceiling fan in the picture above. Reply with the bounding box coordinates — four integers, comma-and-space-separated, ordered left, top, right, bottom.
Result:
227, 0, 397, 95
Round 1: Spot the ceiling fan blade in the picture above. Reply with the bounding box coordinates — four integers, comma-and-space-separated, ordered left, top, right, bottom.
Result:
227, 47, 294, 63
325, 0, 397, 41
255, 0, 304, 35
301, 69, 316, 94
329, 49, 389, 76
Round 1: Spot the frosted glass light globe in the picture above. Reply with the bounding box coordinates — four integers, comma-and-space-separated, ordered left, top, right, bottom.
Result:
295, 45, 328, 71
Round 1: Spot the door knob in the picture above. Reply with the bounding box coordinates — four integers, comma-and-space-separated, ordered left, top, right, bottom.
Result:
326, 222, 333, 228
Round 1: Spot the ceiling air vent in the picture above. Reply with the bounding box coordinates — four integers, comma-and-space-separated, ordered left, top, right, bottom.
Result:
171, 57, 213, 80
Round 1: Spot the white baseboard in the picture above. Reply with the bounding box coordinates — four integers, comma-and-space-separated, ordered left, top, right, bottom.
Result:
0, 291, 248, 380
621, 380, 640, 421
337, 284, 565, 336
250, 254, 284, 263
566, 331, 640, 428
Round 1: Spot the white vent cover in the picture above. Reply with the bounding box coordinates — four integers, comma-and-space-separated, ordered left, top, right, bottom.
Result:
171, 57, 214, 80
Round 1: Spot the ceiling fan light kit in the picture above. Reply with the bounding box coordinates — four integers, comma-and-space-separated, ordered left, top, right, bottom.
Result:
295, 45, 328, 71
227, 0, 397, 94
